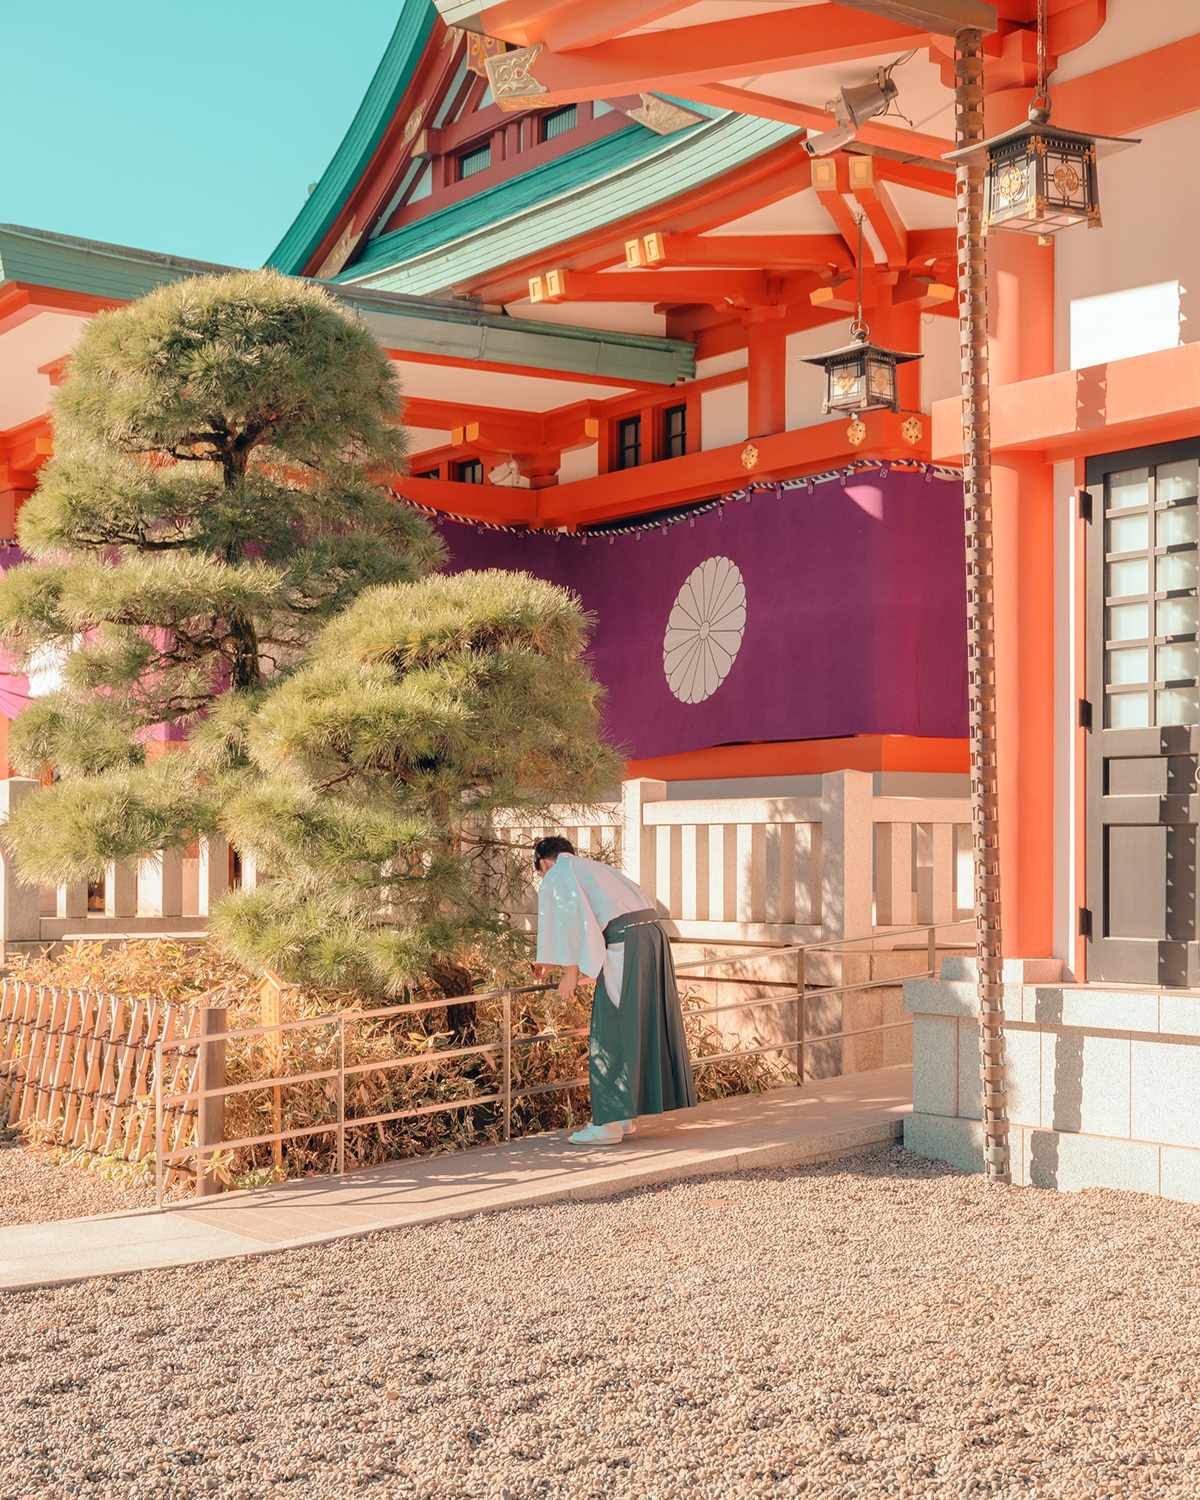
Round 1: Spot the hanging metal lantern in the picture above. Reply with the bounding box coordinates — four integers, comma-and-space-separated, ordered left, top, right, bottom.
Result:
799, 213, 921, 418
945, 102, 1138, 238
801, 325, 921, 415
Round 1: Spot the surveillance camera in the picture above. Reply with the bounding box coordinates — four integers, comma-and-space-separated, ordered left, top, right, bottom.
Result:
802, 123, 857, 157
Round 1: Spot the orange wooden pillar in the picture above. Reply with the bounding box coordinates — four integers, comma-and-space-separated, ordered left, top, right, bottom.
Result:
745, 308, 788, 438
867, 284, 922, 413
988, 234, 1056, 956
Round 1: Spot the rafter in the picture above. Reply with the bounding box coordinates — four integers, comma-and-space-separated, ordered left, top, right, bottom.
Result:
626, 233, 851, 272
477, 0, 697, 51
847, 156, 907, 269
526, 267, 777, 307
512, 5, 927, 105
687, 82, 955, 165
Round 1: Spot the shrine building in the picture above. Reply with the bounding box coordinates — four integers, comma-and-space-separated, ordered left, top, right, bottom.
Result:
3, 0, 1200, 1191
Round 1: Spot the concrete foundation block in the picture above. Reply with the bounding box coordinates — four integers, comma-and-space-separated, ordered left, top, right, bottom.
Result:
903, 1112, 983, 1175
904, 976, 1022, 1022
1160, 1146, 1200, 1204
1159, 994, 1200, 1038
1131, 1039, 1200, 1150
1048, 988, 1159, 1034
1003, 1026, 1041, 1129
912, 1014, 957, 1117
1027, 1129, 1159, 1197
957, 1019, 982, 1120
1078, 1034, 1131, 1139
940, 956, 1063, 984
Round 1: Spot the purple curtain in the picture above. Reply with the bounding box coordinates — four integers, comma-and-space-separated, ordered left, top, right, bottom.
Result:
434, 469, 968, 761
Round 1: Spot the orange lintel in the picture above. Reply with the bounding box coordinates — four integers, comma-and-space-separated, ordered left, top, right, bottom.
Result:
1052, 32, 1200, 138
931, 342, 1200, 464
400, 474, 538, 525
626, 735, 969, 782
524, 5, 926, 106
533, 409, 933, 528
526, 267, 772, 306
634, 234, 849, 272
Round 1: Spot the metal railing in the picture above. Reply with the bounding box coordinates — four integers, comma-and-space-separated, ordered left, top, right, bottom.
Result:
152, 918, 971, 1208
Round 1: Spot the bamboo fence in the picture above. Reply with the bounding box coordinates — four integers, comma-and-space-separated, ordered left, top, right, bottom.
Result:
0, 980, 202, 1171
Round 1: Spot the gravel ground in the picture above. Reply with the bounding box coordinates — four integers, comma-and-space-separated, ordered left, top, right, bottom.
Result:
0, 1141, 154, 1225
2, 1144, 1199, 1499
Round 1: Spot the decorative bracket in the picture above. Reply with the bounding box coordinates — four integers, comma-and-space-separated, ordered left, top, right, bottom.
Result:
484, 44, 551, 112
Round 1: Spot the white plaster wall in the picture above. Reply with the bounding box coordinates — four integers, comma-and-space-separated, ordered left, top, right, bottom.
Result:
1052, 460, 1078, 973
508, 298, 667, 337
0, 311, 89, 429
919, 313, 959, 412
557, 442, 598, 483
785, 323, 847, 431
695, 349, 748, 380
700, 381, 748, 450
1054, 112, 1200, 371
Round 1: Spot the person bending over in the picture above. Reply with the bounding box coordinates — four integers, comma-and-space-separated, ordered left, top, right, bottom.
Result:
532, 836, 697, 1145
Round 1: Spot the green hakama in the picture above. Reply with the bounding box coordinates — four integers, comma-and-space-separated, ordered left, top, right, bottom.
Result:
588, 908, 698, 1126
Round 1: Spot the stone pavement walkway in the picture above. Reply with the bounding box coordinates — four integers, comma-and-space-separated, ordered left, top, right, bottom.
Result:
0, 1064, 911, 1291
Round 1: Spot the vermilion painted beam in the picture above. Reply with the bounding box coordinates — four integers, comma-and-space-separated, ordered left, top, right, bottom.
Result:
686, 83, 956, 165
479, 0, 696, 50
526, 268, 775, 306
848, 158, 908, 269
522, 6, 927, 105
533, 409, 932, 527
933, 342, 1200, 463
467, 139, 813, 300
627, 735, 969, 783
634, 234, 850, 272
810, 156, 861, 263
398, 474, 539, 525
1051, 32, 1200, 137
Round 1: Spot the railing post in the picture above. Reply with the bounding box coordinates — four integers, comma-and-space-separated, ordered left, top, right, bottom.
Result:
819, 770, 874, 940
193, 1004, 226, 1198
197, 835, 230, 917
503, 990, 512, 1141
795, 947, 806, 1086
337, 1016, 345, 1176
154, 1038, 164, 1211
138, 849, 184, 919
620, 778, 666, 906
0, 778, 42, 961
104, 860, 137, 919
56, 880, 89, 920
927, 923, 938, 977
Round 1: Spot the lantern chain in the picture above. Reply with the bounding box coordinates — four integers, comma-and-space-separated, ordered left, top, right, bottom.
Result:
954, 27, 1011, 1185
1033, 0, 1050, 118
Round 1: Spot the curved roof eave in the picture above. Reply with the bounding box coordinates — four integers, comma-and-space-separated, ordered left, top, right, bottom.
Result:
336, 113, 801, 298
266, 0, 438, 276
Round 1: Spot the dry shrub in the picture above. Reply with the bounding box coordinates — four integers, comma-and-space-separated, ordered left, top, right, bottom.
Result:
8, 943, 789, 1191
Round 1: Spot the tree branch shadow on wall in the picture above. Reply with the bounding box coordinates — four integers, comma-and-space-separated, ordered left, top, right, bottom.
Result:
1028, 989, 1084, 1190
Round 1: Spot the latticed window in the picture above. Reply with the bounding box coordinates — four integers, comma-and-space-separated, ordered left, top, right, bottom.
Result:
459, 143, 491, 179
1104, 458, 1200, 728
618, 416, 641, 470
543, 105, 577, 141
456, 458, 484, 484
663, 404, 687, 459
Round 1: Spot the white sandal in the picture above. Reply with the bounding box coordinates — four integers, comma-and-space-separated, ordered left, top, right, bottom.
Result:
569, 1121, 624, 1144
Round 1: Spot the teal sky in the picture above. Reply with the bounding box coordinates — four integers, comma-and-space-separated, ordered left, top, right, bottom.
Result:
1, 1, 402, 268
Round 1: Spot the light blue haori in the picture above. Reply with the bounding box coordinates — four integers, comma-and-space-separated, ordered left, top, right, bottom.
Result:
537, 855, 697, 1126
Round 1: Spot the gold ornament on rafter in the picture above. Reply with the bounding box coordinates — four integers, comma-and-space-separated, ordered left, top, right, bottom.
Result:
847, 420, 867, 448
740, 443, 759, 471
901, 416, 924, 446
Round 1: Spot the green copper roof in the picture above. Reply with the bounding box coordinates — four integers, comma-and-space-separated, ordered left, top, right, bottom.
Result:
0, 224, 692, 387
330, 284, 694, 383
268, 0, 438, 277
0, 223, 238, 302
337, 112, 800, 298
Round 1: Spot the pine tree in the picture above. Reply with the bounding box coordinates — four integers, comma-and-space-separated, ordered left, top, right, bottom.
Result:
209, 569, 623, 1001
0, 270, 440, 880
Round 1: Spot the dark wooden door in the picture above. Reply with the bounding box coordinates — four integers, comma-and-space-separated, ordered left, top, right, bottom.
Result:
1086, 439, 1200, 985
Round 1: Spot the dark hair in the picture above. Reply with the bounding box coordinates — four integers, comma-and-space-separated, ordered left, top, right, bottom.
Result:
533, 836, 576, 870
